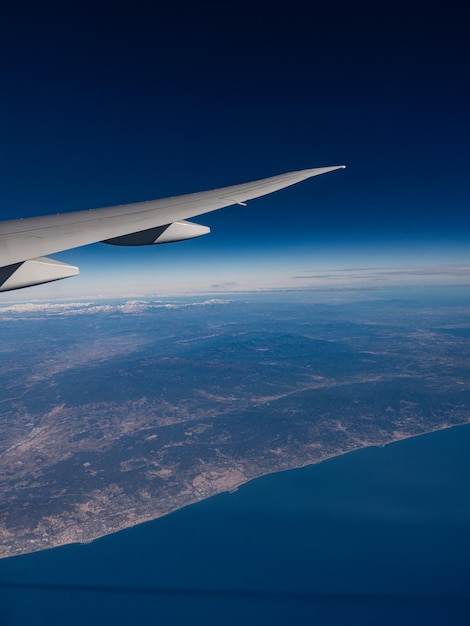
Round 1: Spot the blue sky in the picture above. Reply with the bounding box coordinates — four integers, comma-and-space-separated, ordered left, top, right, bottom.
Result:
1, 1, 468, 298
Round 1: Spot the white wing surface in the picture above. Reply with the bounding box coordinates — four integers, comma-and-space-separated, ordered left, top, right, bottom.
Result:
0, 165, 345, 291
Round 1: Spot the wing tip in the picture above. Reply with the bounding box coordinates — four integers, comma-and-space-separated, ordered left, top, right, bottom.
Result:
309, 164, 346, 173
299, 164, 346, 179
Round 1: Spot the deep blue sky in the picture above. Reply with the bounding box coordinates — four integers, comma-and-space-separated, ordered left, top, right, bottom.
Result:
1, 1, 468, 296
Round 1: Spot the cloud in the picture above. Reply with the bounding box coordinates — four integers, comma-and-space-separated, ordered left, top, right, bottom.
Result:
0, 302, 94, 313
0, 298, 232, 319
290, 265, 470, 289
209, 282, 238, 289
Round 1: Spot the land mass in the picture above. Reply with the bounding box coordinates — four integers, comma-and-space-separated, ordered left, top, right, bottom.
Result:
1, 296, 469, 558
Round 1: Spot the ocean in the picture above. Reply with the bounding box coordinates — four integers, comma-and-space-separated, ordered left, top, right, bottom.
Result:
1, 424, 469, 625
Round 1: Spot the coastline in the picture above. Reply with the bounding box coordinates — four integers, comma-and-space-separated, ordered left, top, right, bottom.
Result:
3, 419, 470, 561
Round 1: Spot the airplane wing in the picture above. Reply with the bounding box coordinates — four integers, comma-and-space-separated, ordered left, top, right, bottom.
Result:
0, 165, 345, 292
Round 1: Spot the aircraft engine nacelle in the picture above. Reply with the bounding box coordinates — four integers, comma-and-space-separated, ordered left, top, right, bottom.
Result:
0, 221, 210, 291
102, 220, 210, 246
0, 257, 79, 292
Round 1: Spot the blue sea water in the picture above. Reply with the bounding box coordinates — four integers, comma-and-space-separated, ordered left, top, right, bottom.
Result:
1, 424, 470, 626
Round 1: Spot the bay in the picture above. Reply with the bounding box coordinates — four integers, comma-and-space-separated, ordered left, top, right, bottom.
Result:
1, 424, 470, 625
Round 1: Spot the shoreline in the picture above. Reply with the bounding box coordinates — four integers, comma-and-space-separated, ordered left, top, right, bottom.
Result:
3, 419, 470, 562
